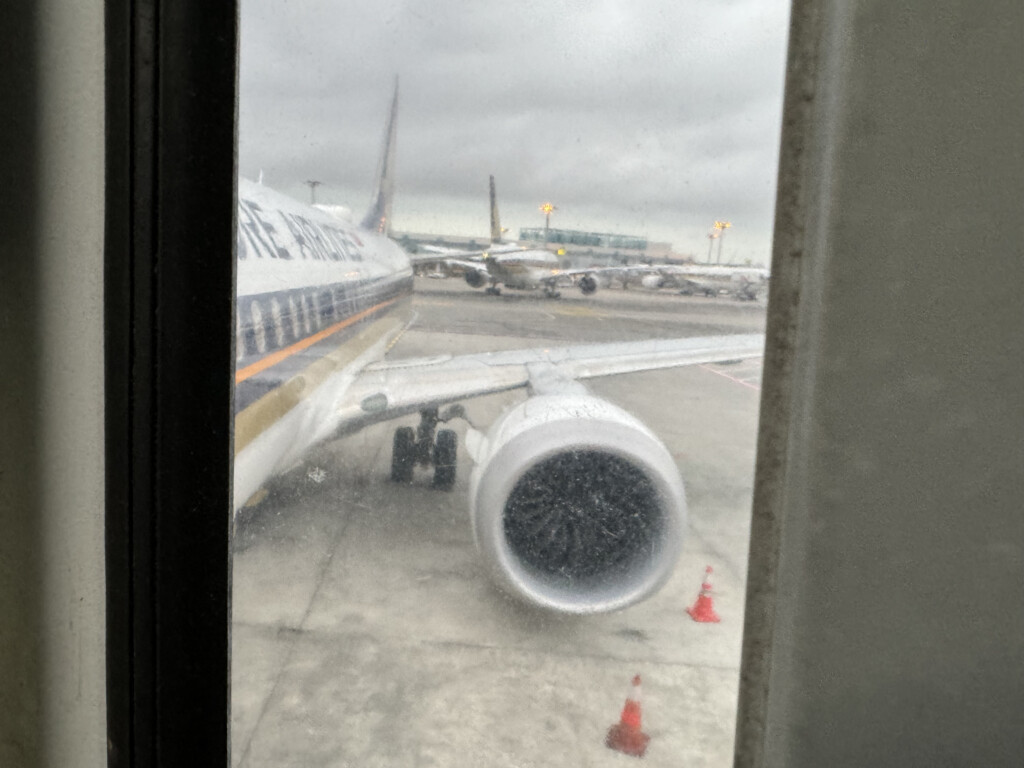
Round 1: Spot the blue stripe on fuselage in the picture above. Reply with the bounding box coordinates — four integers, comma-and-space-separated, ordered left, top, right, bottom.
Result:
234, 273, 412, 415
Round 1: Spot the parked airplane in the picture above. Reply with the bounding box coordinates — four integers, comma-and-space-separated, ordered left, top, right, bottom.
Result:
415, 175, 606, 297
234, 86, 764, 614
634, 263, 770, 300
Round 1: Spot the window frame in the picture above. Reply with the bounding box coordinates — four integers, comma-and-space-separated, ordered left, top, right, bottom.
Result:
104, 1, 238, 763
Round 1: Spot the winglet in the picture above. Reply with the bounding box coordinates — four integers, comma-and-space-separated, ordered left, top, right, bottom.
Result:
361, 79, 399, 235
489, 174, 503, 244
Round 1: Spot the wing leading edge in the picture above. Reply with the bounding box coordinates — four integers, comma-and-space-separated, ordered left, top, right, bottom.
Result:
335, 333, 764, 431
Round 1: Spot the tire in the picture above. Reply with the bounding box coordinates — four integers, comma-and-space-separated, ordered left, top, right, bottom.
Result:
391, 426, 415, 483
432, 429, 457, 490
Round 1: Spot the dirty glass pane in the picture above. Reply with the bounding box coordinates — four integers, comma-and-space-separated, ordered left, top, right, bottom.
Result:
231, 2, 789, 766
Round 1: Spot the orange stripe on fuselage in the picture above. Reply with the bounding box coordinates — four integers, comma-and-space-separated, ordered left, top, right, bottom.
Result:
235, 297, 398, 384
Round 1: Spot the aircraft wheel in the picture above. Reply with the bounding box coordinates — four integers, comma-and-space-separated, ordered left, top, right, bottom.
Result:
432, 429, 457, 490
391, 426, 415, 483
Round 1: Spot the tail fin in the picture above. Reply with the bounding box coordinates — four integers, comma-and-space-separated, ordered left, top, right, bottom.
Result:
361, 79, 399, 235
489, 174, 503, 244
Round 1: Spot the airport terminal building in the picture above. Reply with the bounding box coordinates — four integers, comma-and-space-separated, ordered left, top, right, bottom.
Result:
518, 227, 676, 267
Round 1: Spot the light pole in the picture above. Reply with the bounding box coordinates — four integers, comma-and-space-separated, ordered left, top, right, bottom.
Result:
707, 231, 719, 263
539, 202, 557, 243
305, 180, 322, 205
713, 220, 732, 264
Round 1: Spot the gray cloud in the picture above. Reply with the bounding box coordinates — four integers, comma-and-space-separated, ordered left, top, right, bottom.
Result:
240, 0, 791, 264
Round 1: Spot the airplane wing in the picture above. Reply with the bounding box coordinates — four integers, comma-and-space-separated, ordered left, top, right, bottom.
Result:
418, 244, 480, 257
335, 333, 764, 430
545, 264, 692, 283
408, 253, 485, 272
417, 243, 523, 258
608, 263, 770, 298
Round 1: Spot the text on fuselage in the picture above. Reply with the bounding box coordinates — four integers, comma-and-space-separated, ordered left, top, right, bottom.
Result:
237, 199, 364, 262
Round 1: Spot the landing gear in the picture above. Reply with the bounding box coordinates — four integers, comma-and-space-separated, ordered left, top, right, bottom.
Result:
543, 286, 561, 299
390, 408, 459, 490
485, 285, 502, 296
390, 426, 416, 483
432, 429, 457, 490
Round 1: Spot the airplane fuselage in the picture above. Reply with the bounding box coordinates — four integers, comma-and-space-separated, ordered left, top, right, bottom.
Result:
635, 264, 769, 299
234, 178, 413, 509
487, 249, 562, 290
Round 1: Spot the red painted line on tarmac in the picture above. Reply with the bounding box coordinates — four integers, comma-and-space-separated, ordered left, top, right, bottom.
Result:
699, 363, 761, 391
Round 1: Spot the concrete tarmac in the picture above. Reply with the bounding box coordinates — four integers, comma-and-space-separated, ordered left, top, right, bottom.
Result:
232, 278, 767, 767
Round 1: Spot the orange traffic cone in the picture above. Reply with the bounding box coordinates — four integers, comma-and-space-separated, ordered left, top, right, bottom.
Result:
605, 674, 650, 758
686, 565, 721, 623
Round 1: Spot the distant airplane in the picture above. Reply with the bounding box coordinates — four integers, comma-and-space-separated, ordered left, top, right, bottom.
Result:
415, 175, 613, 298
234, 83, 764, 614
632, 263, 771, 300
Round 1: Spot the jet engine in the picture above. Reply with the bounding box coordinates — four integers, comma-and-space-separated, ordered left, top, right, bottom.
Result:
465, 269, 487, 288
578, 275, 598, 295
468, 394, 686, 614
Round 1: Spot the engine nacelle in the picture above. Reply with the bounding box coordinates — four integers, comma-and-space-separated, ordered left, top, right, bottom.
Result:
468, 394, 686, 614
641, 274, 665, 290
465, 269, 487, 288
578, 274, 598, 295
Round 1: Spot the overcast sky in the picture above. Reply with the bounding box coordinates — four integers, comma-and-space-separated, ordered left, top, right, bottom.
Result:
239, 0, 792, 265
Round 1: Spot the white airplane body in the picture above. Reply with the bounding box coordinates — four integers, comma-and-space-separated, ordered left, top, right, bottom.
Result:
474, 247, 571, 291
636, 263, 770, 300
413, 176, 607, 297
416, 244, 579, 296
234, 86, 764, 614
234, 177, 415, 509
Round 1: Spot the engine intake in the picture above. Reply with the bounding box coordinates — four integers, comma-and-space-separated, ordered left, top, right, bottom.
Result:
578, 274, 598, 295
469, 395, 686, 614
